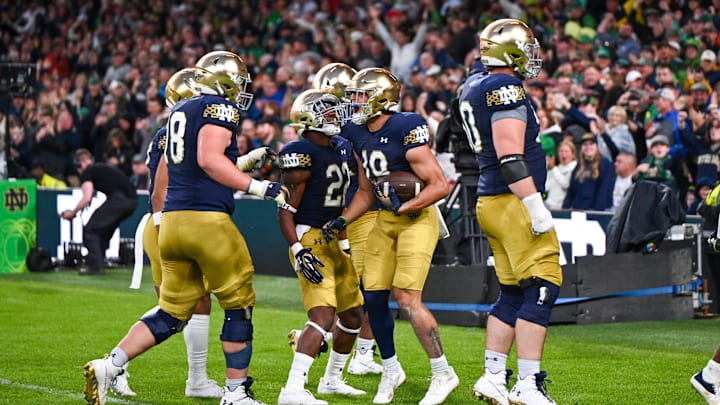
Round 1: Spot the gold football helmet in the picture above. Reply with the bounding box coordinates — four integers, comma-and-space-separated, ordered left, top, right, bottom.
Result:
194, 50, 254, 110
345, 67, 400, 125
289, 89, 343, 136
312, 63, 357, 125
478, 18, 542, 79
165, 68, 199, 108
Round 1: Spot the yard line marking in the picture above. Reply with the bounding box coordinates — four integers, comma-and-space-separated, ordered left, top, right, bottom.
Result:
0, 378, 151, 404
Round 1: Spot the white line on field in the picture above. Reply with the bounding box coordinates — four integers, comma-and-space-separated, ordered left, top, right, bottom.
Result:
0, 377, 151, 404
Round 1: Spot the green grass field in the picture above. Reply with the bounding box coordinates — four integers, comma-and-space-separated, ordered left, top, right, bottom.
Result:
0, 267, 716, 404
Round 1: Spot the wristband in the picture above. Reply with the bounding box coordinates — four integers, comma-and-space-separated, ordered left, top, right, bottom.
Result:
152, 211, 163, 226
338, 238, 350, 250
280, 203, 297, 213
521, 192, 545, 217
291, 242, 304, 256
247, 179, 269, 197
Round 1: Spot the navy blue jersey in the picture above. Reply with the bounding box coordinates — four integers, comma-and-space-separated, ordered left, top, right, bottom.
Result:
458, 72, 546, 196
341, 112, 429, 183
279, 136, 356, 228
145, 126, 166, 214
163, 95, 241, 213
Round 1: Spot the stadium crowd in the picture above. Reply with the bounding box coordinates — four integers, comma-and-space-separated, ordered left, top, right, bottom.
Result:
1, 0, 720, 213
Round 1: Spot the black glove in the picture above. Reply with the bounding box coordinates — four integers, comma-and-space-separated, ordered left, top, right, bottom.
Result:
322, 216, 347, 242
709, 232, 720, 253
292, 243, 324, 284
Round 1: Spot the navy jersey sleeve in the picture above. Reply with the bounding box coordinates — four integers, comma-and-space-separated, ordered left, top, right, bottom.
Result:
145, 127, 167, 213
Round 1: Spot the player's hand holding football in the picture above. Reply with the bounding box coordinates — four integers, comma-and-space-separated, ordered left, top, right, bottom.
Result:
291, 243, 324, 284
322, 216, 347, 242
709, 232, 720, 253
522, 192, 554, 235
374, 183, 403, 214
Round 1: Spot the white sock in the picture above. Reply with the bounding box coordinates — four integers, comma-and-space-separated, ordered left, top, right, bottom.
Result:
324, 350, 350, 379
287, 352, 314, 390
109, 347, 128, 368
484, 350, 507, 374
704, 359, 720, 384
381, 355, 401, 373
517, 358, 540, 379
184, 314, 210, 382
355, 338, 374, 355
430, 354, 449, 375
226, 377, 246, 392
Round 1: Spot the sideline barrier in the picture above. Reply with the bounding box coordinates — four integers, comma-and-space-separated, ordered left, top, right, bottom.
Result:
0, 179, 36, 274
35, 189, 700, 325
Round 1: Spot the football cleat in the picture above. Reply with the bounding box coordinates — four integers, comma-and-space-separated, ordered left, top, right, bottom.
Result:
317, 376, 366, 395
186, 378, 224, 398
277, 387, 328, 405
83, 358, 122, 405
373, 366, 406, 404
473, 369, 513, 405
508, 371, 556, 405
692, 371, 720, 405
109, 364, 136, 397
348, 347, 383, 375
220, 377, 265, 405
419, 366, 460, 405
288, 329, 303, 353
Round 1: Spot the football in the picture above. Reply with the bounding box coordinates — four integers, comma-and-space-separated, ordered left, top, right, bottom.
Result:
377, 171, 425, 205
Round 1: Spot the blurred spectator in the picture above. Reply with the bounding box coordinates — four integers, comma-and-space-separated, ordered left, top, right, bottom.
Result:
368, 4, 428, 83
592, 105, 636, 162
134, 94, 168, 157
688, 177, 715, 215
237, 133, 253, 158
103, 50, 131, 87
545, 141, 577, 211
700, 50, 720, 89
634, 134, 677, 192
280, 124, 299, 149
30, 105, 67, 181
30, 160, 67, 189
103, 128, 135, 177
563, 133, 616, 210
89, 95, 120, 160
254, 119, 281, 151
129, 153, 148, 190
8, 115, 32, 177
612, 152, 637, 212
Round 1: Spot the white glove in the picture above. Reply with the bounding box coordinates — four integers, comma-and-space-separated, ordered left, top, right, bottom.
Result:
522, 192, 554, 235
236, 147, 274, 171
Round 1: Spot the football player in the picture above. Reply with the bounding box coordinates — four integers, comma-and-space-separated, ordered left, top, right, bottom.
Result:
276, 89, 375, 405
82, 51, 286, 405
308, 62, 385, 376
325, 67, 458, 405
458, 19, 561, 405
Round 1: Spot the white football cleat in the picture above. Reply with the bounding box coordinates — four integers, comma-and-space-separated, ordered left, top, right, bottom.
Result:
185, 378, 223, 398
508, 371, 556, 405
277, 387, 328, 405
348, 347, 383, 375
317, 376, 366, 395
691, 371, 720, 405
288, 329, 302, 353
373, 366, 406, 404
220, 377, 265, 405
109, 364, 136, 397
83, 358, 122, 405
419, 366, 459, 405
473, 369, 512, 405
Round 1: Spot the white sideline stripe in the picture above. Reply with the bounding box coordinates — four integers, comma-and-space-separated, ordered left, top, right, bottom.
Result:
0, 377, 150, 404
